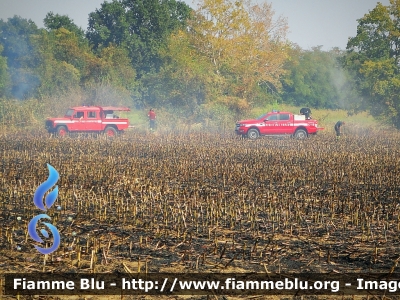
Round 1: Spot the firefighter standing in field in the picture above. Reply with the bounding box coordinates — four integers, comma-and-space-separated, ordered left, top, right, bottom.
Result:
148, 108, 156, 131
334, 121, 345, 139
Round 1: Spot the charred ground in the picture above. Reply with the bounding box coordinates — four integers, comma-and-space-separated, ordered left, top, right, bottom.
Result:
0, 131, 399, 299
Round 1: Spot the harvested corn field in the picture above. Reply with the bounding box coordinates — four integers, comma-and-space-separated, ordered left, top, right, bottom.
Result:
0, 131, 400, 280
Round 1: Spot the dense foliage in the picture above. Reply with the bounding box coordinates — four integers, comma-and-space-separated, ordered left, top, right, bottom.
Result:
0, 44, 8, 97
280, 46, 358, 109
86, 0, 192, 76
143, 0, 290, 119
0, 0, 399, 127
0, 16, 41, 99
343, 0, 400, 128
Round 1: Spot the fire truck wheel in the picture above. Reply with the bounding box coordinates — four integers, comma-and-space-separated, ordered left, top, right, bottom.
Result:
247, 129, 260, 140
57, 126, 68, 137
294, 129, 307, 139
104, 126, 117, 137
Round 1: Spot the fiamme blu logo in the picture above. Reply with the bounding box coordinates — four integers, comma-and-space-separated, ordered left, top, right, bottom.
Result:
28, 164, 61, 255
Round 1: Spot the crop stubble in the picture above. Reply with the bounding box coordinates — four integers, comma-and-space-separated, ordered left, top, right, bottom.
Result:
0, 131, 399, 277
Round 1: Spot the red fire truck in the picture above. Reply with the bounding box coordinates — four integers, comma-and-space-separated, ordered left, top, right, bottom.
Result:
235, 108, 323, 139
45, 106, 130, 137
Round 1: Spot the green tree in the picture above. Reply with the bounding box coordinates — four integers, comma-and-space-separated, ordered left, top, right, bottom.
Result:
86, 0, 192, 76
343, 0, 400, 127
44, 12, 85, 41
32, 27, 138, 102
0, 16, 41, 99
98, 45, 137, 90
0, 45, 9, 97
30, 27, 88, 97
143, 29, 213, 113
31, 29, 80, 97
281, 46, 355, 109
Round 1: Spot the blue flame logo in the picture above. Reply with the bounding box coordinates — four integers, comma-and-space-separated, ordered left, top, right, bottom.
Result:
28, 164, 61, 255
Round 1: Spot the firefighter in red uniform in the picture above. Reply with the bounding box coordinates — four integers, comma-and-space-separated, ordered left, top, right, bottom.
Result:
148, 109, 156, 131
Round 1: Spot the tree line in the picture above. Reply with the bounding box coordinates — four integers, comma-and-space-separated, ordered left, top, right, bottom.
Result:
0, 0, 398, 127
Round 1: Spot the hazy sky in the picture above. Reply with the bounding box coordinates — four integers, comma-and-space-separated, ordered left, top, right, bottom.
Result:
0, 0, 391, 50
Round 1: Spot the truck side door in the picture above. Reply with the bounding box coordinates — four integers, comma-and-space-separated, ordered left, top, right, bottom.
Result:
276, 113, 292, 134
261, 114, 279, 135
85, 111, 102, 131
69, 110, 85, 131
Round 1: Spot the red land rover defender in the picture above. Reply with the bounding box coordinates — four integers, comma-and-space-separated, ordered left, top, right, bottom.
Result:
45, 106, 130, 137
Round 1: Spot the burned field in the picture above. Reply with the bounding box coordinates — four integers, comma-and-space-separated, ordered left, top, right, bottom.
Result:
0, 131, 400, 275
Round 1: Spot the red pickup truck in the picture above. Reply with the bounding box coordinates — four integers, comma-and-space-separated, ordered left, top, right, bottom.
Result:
45, 106, 130, 137
235, 109, 323, 139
